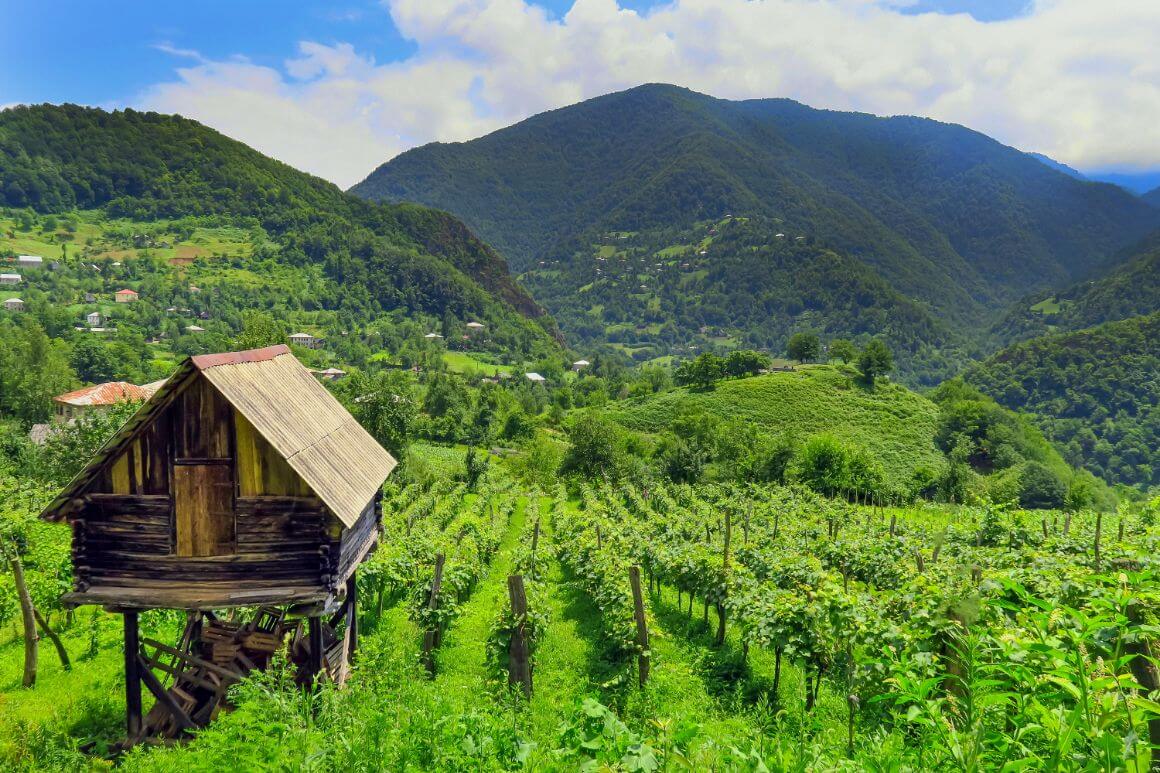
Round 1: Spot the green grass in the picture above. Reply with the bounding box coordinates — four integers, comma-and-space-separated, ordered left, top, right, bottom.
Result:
441, 351, 512, 376
604, 365, 944, 489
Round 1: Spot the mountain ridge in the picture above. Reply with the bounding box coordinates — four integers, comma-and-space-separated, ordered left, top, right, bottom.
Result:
353, 84, 1158, 337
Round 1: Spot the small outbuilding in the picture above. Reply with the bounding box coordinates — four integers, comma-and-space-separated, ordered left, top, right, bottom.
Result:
40, 345, 396, 742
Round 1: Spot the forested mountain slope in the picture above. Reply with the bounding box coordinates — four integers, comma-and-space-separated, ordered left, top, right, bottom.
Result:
0, 104, 557, 351
966, 313, 1159, 488
353, 84, 1158, 332
521, 215, 971, 384
1145, 186, 1160, 207
992, 229, 1160, 343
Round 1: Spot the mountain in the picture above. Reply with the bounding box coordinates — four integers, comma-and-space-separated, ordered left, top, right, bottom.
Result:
992, 228, 1160, 343
353, 84, 1159, 341
966, 313, 1160, 489
1087, 171, 1160, 195
1145, 187, 1160, 207
521, 214, 970, 384
0, 104, 558, 356
1026, 152, 1086, 180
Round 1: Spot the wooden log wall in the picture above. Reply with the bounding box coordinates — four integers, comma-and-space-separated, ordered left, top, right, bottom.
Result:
78, 495, 328, 589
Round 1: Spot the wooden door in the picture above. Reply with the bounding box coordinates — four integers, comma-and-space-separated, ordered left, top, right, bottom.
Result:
174, 464, 235, 557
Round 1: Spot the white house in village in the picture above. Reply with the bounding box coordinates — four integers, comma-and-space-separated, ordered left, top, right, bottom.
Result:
17, 255, 43, 268
572, 359, 590, 372
3, 297, 24, 312
0, 274, 22, 285
185, 325, 205, 333
525, 372, 547, 383
288, 332, 322, 350
86, 311, 102, 327
465, 321, 486, 334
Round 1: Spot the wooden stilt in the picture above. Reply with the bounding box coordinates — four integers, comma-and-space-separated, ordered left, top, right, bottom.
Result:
308, 616, 323, 686
346, 574, 359, 663
629, 566, 650, 687
124, 611, 142, 743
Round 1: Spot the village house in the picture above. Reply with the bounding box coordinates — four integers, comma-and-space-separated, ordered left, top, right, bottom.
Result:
4, 297, 24, 312
53, 381, 158, 422
0, 273, 22, 285
186, 325, 205, 333
38, 345, 395, 741
17, 255, 43, 269
465, 321, 486, 334
84, 292, 97, 303
572, 359, 590, 372
313, 367, 346, 381
115, 288, 139, 303
288, 332, 322, 350
86, 311, 102, 327
525, 372, 547, 383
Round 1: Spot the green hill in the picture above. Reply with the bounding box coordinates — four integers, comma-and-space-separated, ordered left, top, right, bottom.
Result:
992, 229, 1160, 343
0, 104, 558, 355
600, 364, 1104, 504
603, 366, 944, 491
1144, 186, 1160, 207
353, 84, 1158, 335
522, 215, 970, 384
966, 313, 1160, 489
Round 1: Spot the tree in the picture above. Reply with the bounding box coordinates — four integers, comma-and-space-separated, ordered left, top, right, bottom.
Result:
1019, 462, 1067, 509
69, 336, 118, 383
560, 415, 622, 479
828, 339, 858, 364
787, 332, 821, 363
339, 370, 416, 460
724, 349, 771, 379
857, 339, 894, 385
675, 353, 724, 389
234, 310, 287, 350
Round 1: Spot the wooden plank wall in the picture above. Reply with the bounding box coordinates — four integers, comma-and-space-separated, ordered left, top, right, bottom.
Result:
235, 413, 311, 497
78, 495, 326, 589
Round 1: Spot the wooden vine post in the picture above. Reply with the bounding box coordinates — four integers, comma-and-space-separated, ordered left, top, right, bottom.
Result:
715, 510, 731, 646
422, 553, 446, 676
1093, 512, 1103, 570
1126, 601, 1160, 771
628, 565, 650, 686
530, 519, 541, 579
507, 575, 532, 697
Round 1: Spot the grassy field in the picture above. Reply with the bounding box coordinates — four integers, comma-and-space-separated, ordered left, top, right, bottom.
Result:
603, 365, 944, 489
441, 351, 513, 376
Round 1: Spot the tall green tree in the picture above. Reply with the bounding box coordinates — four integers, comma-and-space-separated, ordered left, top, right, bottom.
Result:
858, 339, 894, 385
787, 332, 821, 363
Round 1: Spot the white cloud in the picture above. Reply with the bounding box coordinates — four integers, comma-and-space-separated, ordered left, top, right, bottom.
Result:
138, 0, 1160, 187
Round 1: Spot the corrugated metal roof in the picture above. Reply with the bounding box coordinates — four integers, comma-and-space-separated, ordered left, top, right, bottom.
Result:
54, 381, 154, 406
41, 345, 395, 529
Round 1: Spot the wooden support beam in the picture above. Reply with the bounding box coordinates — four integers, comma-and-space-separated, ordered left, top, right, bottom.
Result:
347, 573, 359, 664
124, 612, 142, 743
136, 654, 196, 734
308, 616, 323, 687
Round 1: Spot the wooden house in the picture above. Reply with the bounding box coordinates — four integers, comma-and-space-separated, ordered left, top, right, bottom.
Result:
40, 345, 396, 741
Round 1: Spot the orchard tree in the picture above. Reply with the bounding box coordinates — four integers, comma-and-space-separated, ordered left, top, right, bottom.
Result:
724, 349, 771, 378
857, 339, 894, 385
787, 332, 821, 363
828, 339, 858, 364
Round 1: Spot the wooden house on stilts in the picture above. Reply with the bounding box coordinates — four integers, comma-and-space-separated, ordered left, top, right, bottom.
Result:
39, 345, 396, 743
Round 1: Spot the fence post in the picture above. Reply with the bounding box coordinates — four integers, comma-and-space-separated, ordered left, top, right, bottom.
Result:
629, 566, 650, 687
422, 553, 446, 676
507, 575, 532, 697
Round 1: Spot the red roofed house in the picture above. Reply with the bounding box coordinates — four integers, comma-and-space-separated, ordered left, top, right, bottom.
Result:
115, 288, 139, 303
53, 381, 157, 422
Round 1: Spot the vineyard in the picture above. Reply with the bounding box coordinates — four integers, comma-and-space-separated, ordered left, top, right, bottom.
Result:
2, 466, 1159, 770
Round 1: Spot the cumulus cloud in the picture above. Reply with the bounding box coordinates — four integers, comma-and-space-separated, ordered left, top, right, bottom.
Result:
138, 0, 1160, 187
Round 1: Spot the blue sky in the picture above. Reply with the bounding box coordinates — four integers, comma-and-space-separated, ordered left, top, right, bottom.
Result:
2, 1, 1156, 188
